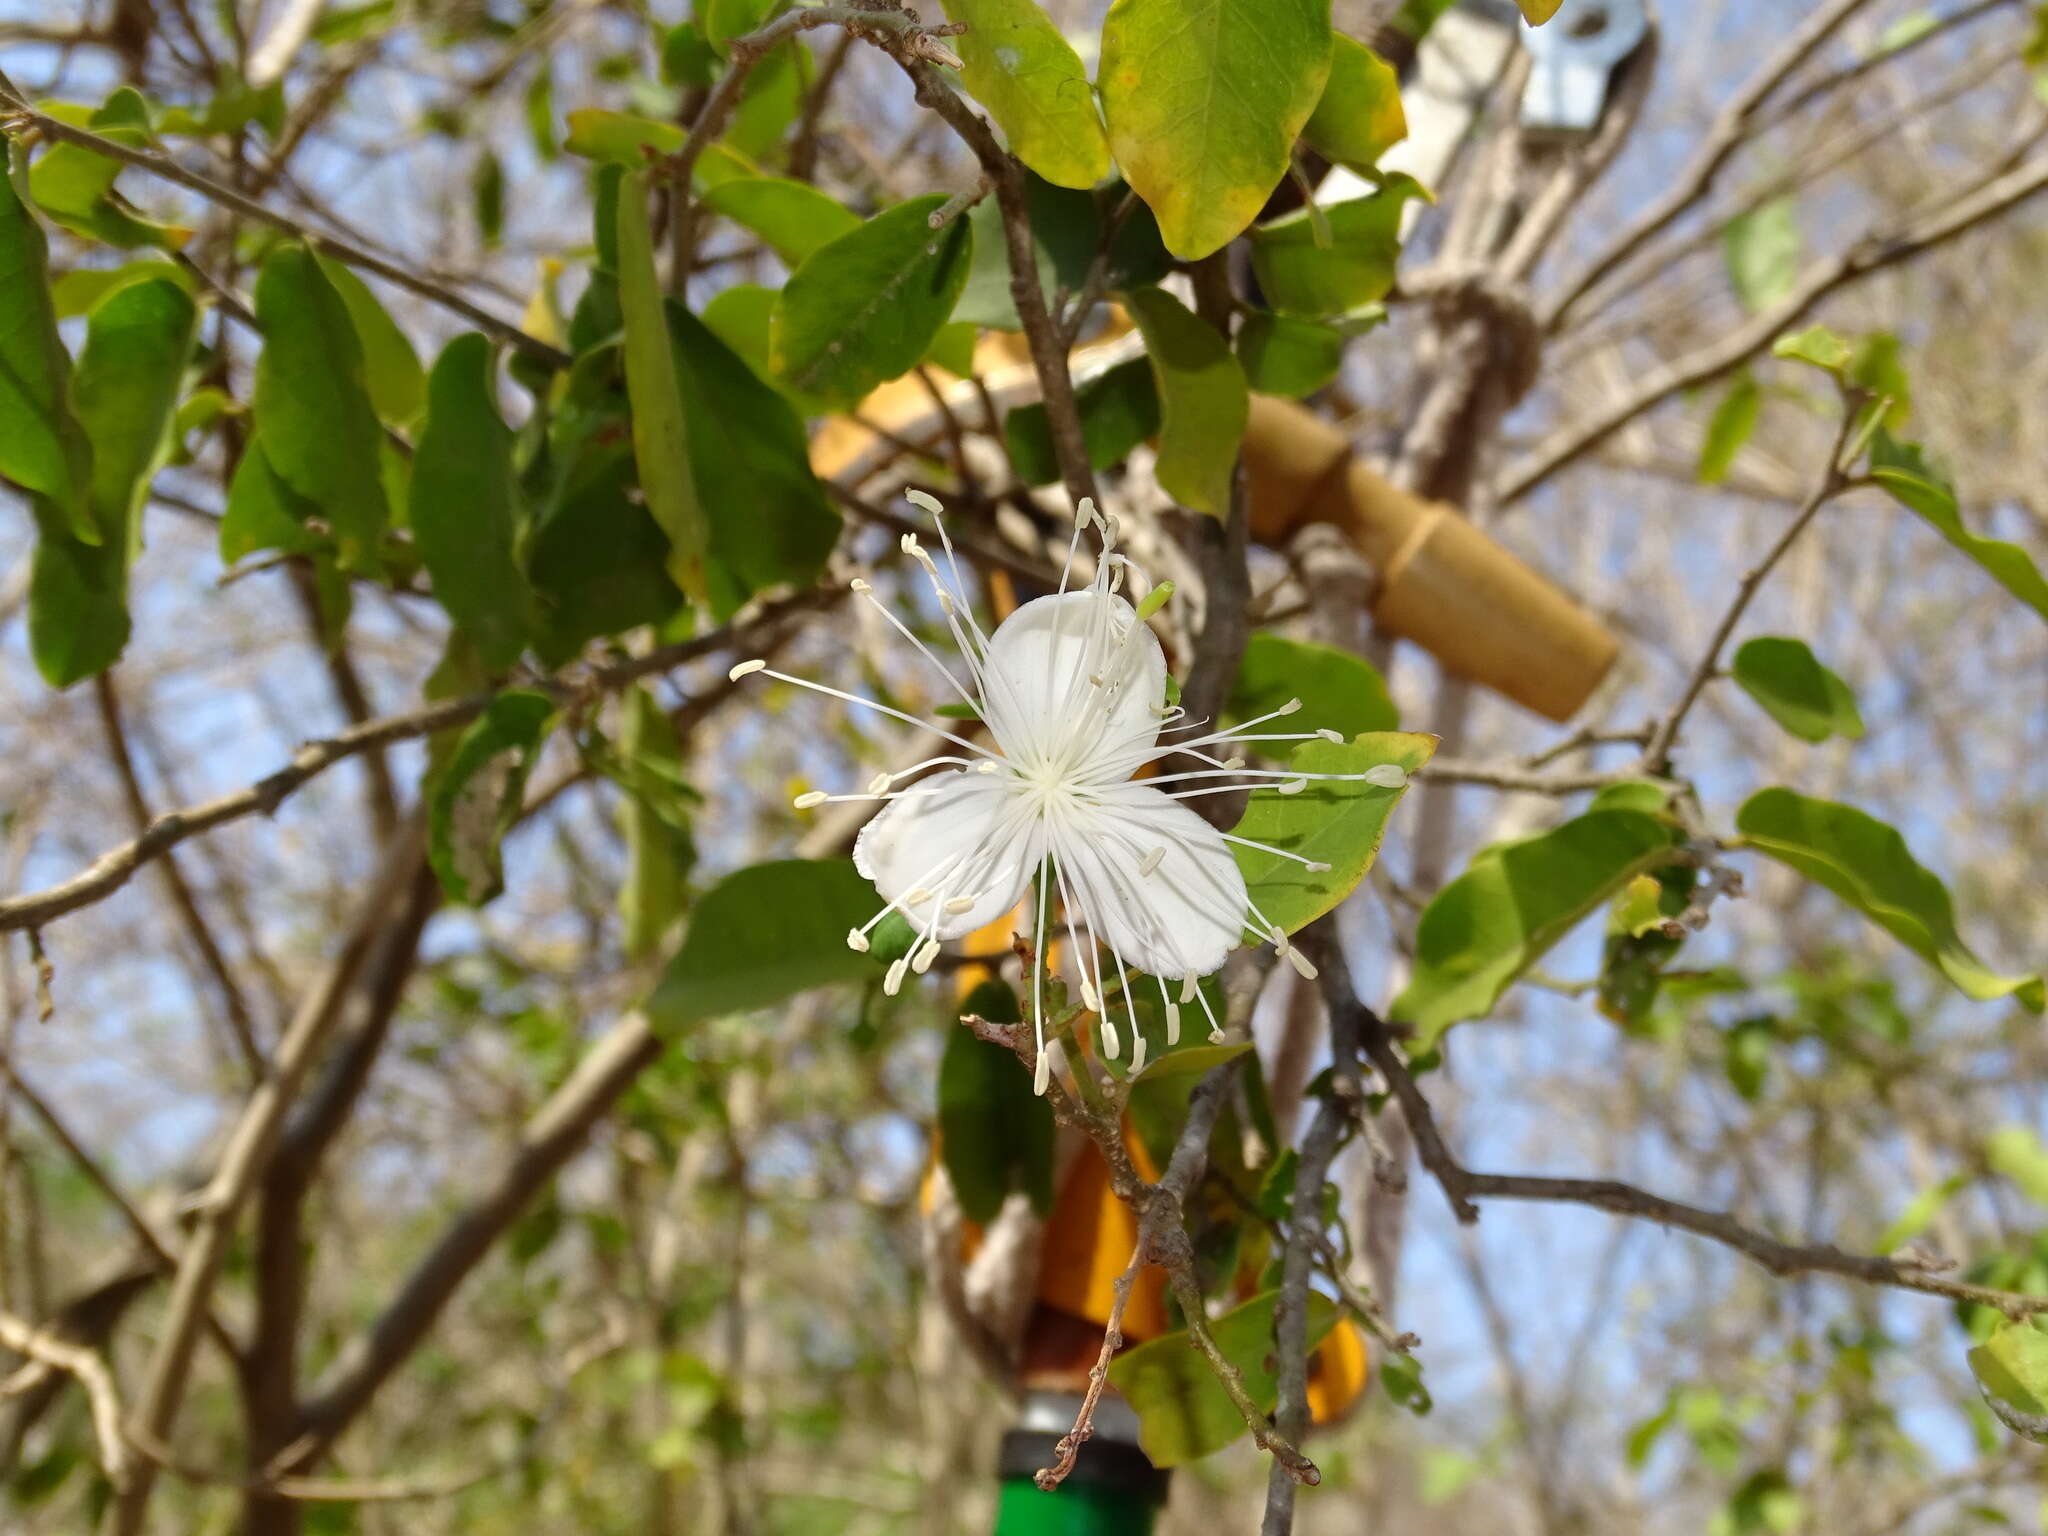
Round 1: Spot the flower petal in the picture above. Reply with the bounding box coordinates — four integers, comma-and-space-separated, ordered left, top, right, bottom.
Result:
853, 771, 1036, 940
1052, 781, 1247, 979
981, 591, 1166, 772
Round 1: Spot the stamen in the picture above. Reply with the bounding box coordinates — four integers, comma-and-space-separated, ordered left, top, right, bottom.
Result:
884, 958, 908, 995
906, 887, 934, 906
1277, 778, 1308, 795
1287, 947, 1319, 980
943, 896, 976, 914
846, 929, 870, 953
1318, 728, 1344, 744
793, 791, 828, 809
913, 939, 941, 973
1365, 764, 1409, 789
850, 577, 871, 593
1100, 1016, 1120, 1058
869, 772, 892, 794
1165, 1002, 1181, 1045
1180, 975, 1197, 1004
1033, 1050, 1050, 1096
1128, 1032, 1148, 1074
904, 489, 944, 515
1138, 846, 1165, 877
1079, 977, 1100, 1013
728, 659, 766, 680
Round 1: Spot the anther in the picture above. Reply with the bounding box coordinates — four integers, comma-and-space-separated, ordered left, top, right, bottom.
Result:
1317, 728, 1344, 744
1033, 1052, 1051, 1096
1100, 1018, 1120, 1058
1208, 1027, 1226, 1045
728, 659, 766, 680
884, 958, 908, 995
1277, 778, 1309, 795
944, 896, 976, 914
913, 939, 941, 973
1364, 764, 1409, 789
1179, 975, 1197, 1004
1129, 1034, 1148, 1074
906, 887, 934, 906
793, 791, 828, 809
1080, 978, 1100, 1013
869, 772, 892, 794
1286, 948, 1319, 981
1139, 847, 1165, 877
905, 489, 943, 514
1074, 498, 1096, 531
1223, 757, 1246, 770
850, 577, 871, 593
846, 929, 870, 953
1165, 1001, 1182, 1046
1278, 698, 1303, 715
976, 761, 998, 774
1307, 861, 1333, 873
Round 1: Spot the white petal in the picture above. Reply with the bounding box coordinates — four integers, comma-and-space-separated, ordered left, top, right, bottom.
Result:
1051, 781, 1247, 979
981, 591, 1166, 771
853, 771, 1035, 940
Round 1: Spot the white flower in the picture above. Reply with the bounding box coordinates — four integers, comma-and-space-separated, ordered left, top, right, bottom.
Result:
732, 495, 1396, 1094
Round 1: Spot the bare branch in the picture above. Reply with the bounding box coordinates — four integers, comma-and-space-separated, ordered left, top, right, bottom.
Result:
0, 1308, 131, 1490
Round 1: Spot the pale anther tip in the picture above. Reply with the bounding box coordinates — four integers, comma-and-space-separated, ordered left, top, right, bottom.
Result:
1364, 764, 1409, 790
913, 939, 940, 974
1288, 949, 1320, 980
943, 896, 975, 914
850, 577, 871, 593
904, 488, 943, 514
846, 928, 870, 953
793, 790, 828, 809
728, 659, 766, 680
884, 959, 908, 996
1279, 697, 1303, 715
1308, 861, 1333, 874
1208, 1028, 1227, 1045
1278, 778, 1309, 795
869, 772, 892, 794
1318, 728, 1344, 744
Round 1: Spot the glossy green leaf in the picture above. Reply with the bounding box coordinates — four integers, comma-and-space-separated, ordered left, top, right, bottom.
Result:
409, 334, 535, 670
1302, 34, 1405, 170
1249, 179, 1423, 320
1969, 1323, 2048, 1442
1107, 1288, 1337, 1465
728, 37, 807, 162
1231, 731, 1435, 937
1868, 431, 2048, 625
1004, 357, 1159, 486
1698, 371, 1760, 485
1099, 0, 1334, 260
219, 437, 323, 564
953, 174, 1169, 331
314, 254, 425, 427
1873, 1172, 1970, 1253
1236, 311, 1348, 397
648, 860, 886, 1028
1730, 636, 1863, 743
616, 169, 709, 604
1133, 1037, 1252, 1082
251, 244, 390, 571
700, 282, 832, 414
703, 0, 776, 51
49, 258, 193, 320
667, 303, 840, 619
1229, 632, 1396, 740
1736, 788, 2045, 1011
617, 686, 696, 962
1125, 285, 1248, 516
700, 176, 860, 266
29, 93, 190, 251
28, 277, 196, 686
940, 979, 1055, 1222
428, 691, 557, 904
0, 154, 93, 538
1392, 808, 1686, 1047
1723, 198, 1801, 313
772, 196, 974, 408
942, 0, 1109, 190
662, 22, 720, 88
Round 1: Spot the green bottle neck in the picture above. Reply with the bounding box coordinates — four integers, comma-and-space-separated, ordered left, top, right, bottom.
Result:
995, 1476, 1160, 1535
993, 1421, 1167, 1536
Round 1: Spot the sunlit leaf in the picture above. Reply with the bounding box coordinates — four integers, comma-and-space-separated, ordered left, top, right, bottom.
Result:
1302, 35, 1405, 169
942, 0, 1109, 190
1736, 788, 2044, 1011
1004, 357, 1159, 486
0, 153, 93, 539
701, 176, 861, 266
1731, 636, 1863, 743
1248, 178, 1424, 320
1228, 632, 1397, 740
1723, 199, 1801, 313
1868, 431, 2048, 626
1968, 1323, 2048, 1443
1698, 371, 1760, 485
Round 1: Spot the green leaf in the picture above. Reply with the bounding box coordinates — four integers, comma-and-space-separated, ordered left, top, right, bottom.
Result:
563, 109, 684, 164
1392, 808, 1686, 1047
314, 254, 425, 427
648, 860, 885, 1028
1873, 1172, 1970, 1253
1988, 1127, 2048, 1207
251, 244, 390, 571
220, 436, 324, 564
1107, 1288, 1337, 1465
1236, 311, 1349, 397
428, 691, 557, 904
1736, 788, 2044, 1011
700, 176, 861, 266
1771, 322, 1853, 374
409, 334, 536, 670
662, 22, 720, 89
1248, 179, 1424, 320
1868, 431, 2048, 625
953, 174, 1169, 331
616, 169, 709, 604
728, 36, 808, 163
771, 195, 974, 409
667, 303, 841, 619
1723, 198, 1801, 313
1230, 732, 1436, 937
0, 153, 93, 539
700, 282, 832, 414
940, 980, 1056, 1222
28, 93, 190, 251
29, 276, 196, 686
1969, 1323, 2048, 1442
1004, 356, 1159, 486
1125, 285, 1248, 516
1302, 34, 1405, 170
942, 0, 1109, 189
1730, 636, 1863, 743
1698, 372, 1761, 485
1133, 1037, 1252, 1082
617, 686, 696, 961
1099, 0, 1334, 260
49, 258, 194, 320
704, 0, 776, 51
1229, 632, 1396, 739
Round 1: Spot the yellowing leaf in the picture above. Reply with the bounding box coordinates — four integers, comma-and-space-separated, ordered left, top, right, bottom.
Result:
1099, 0, 1334, 259
1302, 34, 1405, 169
942, 0, 1109, 190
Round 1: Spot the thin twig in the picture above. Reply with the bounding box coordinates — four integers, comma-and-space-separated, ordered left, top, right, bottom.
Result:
1033, 1239, 1144, 1490
0, 1308, 131, 1489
